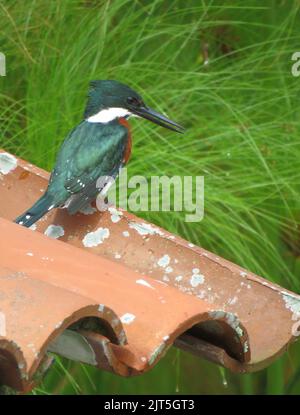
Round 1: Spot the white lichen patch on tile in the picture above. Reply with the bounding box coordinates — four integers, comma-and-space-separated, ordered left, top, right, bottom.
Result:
157, 254, 170, 268
29, 224, 37, 231
141, 356, 147, 362
26, 252, 34, 257
115, 253, 121, 259
240, 271, 247, 278
108, 206, 123, 223
209, 310, 244, 338
0, 152, 17, 174
79, 204, 97, 215
82, 227, 110, 247
165, 266, 173, 274
210, 310, 228, 319
282, 292, 300, 319
120, 313, 136, 325
175, 275, 183, 282
98, 304, 105, 312
188, 243, 195, 248
129, 221, 164, 236
136, 279, 154, 289
148, 343, 166, 365
162, 275, 170, 282
228, 296, 238, 305
122, 231, 130, 237
0, 312, 6, 336
197, 290, 206, 299
190, 268, 205, 287
44, 224, 65, 239
227, 313, 244, 337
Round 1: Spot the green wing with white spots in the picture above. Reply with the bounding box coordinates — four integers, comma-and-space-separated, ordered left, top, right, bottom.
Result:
47, 120, 128, 213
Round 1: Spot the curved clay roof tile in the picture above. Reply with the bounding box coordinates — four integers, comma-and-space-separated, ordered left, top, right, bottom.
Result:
0, 150, 299, 392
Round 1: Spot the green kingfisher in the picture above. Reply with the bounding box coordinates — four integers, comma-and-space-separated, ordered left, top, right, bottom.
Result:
15, 80, 184, 228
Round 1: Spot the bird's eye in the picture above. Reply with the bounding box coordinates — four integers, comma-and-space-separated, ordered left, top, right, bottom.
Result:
127, 97, 140, 106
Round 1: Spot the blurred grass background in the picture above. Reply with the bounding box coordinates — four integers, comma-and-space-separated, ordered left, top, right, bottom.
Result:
1, 0, 300, 394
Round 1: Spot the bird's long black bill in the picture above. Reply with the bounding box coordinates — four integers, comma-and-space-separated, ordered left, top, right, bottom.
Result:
132, 106, 185, 133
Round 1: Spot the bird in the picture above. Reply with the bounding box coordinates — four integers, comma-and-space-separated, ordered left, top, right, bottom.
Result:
14, 80, 184, 228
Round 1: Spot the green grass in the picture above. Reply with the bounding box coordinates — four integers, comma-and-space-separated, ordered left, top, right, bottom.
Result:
1, 0, 300, 395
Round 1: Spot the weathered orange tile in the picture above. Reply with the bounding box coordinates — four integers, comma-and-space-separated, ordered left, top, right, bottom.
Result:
0, 149, 299, 392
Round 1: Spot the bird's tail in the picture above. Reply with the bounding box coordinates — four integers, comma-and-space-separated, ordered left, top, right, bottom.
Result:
14, 193, 55, 228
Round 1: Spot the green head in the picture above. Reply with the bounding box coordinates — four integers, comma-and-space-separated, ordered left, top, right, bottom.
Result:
84, 80, 184, 133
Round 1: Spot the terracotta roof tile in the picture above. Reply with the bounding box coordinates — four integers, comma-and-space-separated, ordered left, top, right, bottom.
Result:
0, 149, 299, 392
